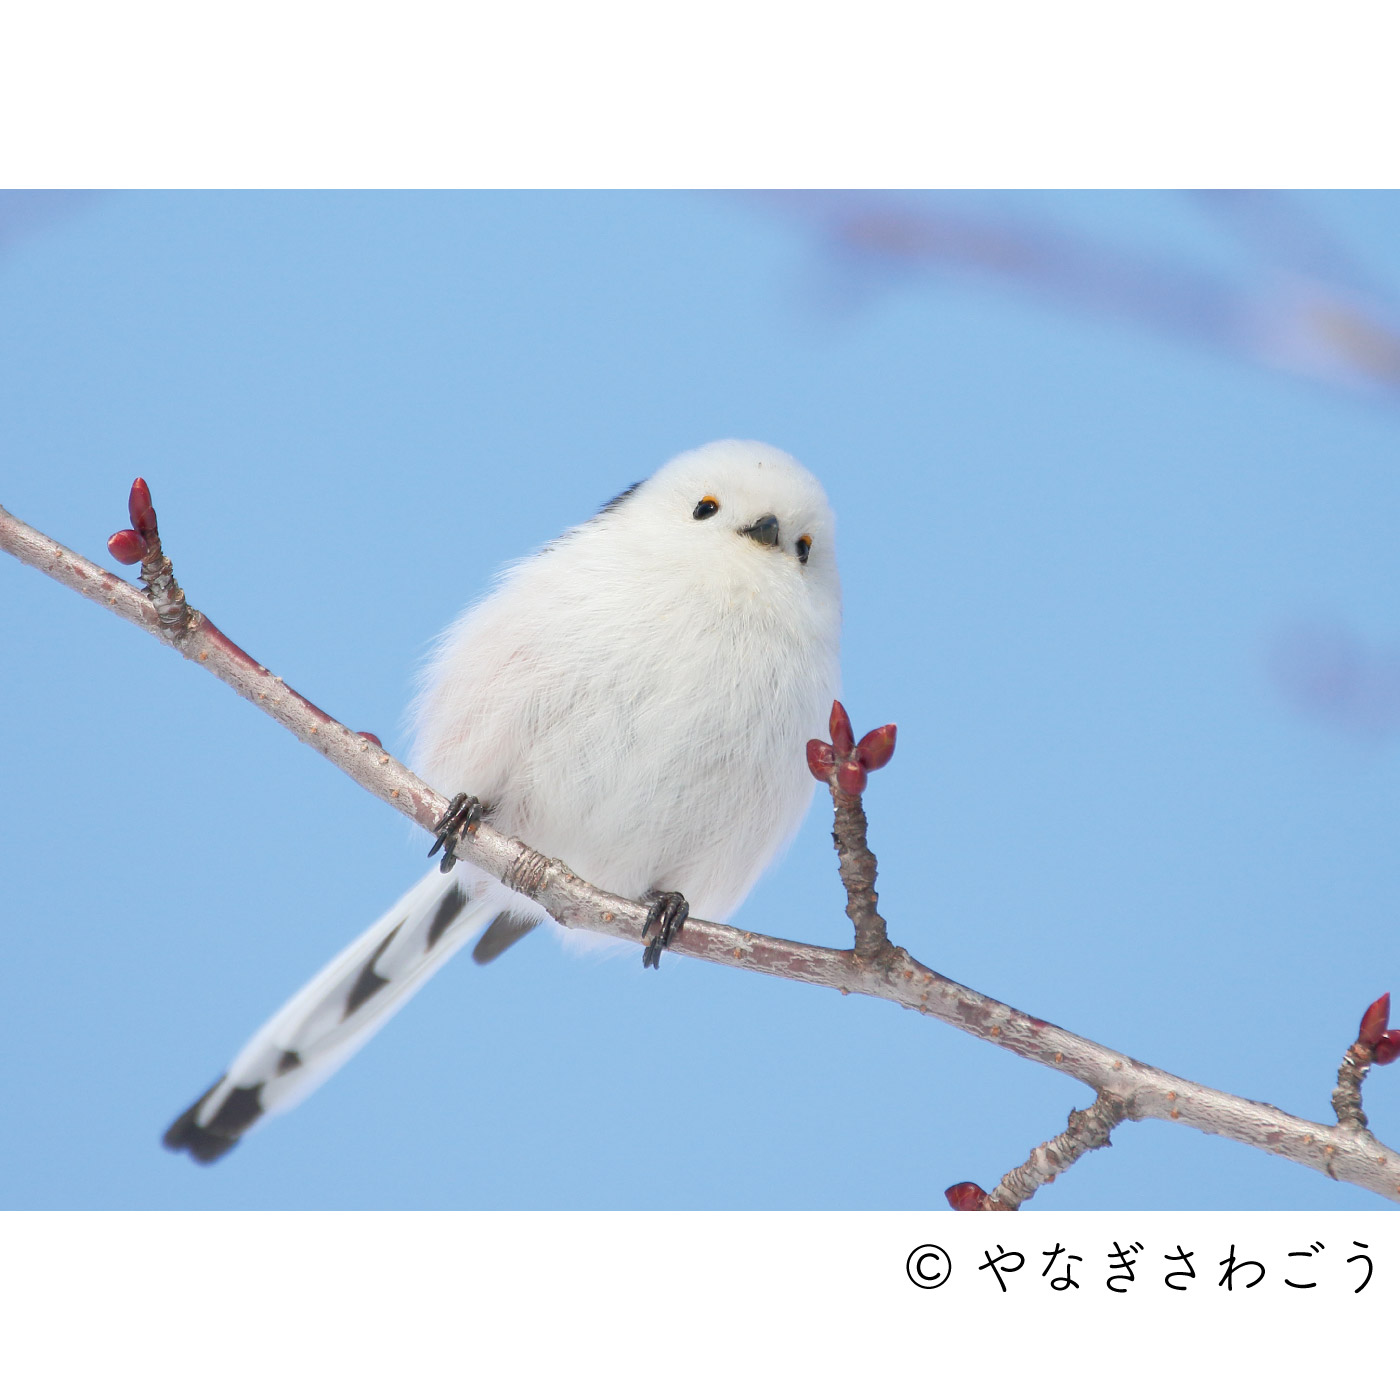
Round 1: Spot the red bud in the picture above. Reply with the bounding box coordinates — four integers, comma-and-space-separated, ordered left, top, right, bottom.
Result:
829, 700, 854, 757
835, 759, 868, 796
356, 731, 382, 747
1359, 992, 1391, 1048
806, 739, 835, 781
107, 529, 146, 565
128, 477, 157, 536
1374, 1031, 1400, 1066
945, 1182, 988, 1211
855, 723, 897, 771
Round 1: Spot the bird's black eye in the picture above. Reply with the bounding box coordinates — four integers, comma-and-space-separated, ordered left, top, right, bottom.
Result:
693, 496, 719, 520
796, 535, 812, 565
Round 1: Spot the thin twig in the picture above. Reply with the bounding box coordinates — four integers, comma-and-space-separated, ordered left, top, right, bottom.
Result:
1334, 1043, 1375, 1132
830, 791, 891, 961
1334, 994, 1398, 1136
5, 495, 1400, 1203
811, 704, 895, 961
138, 535, 190, 639
980, 1092, 1129, 1210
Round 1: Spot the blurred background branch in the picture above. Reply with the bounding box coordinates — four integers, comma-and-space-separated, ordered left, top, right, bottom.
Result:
753, 190, 1400, 399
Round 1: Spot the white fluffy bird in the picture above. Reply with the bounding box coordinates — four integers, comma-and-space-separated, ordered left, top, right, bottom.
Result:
164, 440, 842, 1162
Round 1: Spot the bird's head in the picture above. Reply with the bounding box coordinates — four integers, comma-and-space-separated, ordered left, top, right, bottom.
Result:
602, 440, 840, 618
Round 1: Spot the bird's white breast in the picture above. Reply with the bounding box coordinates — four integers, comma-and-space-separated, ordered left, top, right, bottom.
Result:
413, 511, 839, 921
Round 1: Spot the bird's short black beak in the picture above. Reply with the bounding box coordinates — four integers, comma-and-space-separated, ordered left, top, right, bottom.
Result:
739, 514, 781, 548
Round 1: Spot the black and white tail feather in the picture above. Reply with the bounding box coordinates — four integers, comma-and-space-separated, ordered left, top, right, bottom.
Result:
163, 872, 537, 1162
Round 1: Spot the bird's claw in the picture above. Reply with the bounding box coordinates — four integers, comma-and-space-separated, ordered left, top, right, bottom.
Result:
428, 793, 484, 873
641, 890, 688, 969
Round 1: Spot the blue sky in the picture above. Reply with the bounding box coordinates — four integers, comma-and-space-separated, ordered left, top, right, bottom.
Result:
2, 190, 1399, 1210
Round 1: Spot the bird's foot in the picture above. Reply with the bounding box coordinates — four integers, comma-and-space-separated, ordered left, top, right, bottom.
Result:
641, 890, 689, 969
427, 793, 484, 873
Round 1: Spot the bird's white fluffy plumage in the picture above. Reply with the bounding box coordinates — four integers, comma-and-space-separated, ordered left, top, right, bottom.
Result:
165, 440, 842, 1161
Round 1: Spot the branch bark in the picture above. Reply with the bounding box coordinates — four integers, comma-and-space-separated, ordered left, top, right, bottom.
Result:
5, 495, 1400, 1204
830, 795, 891, 962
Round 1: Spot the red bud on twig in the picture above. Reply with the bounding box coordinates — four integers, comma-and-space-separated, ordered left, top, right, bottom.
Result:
945, 1181, 988, 1211
806, 740, 835, 781
855, 723, 897, 771
356, 731, 382, 747
836, 759, 868, 796
811, 705, 898, 794
829, 700, 854, 757
128, 478, 158, 537
1359, 992, 1391, 1049
1374, 1030, 1400, 1066
107, 530, 146, 565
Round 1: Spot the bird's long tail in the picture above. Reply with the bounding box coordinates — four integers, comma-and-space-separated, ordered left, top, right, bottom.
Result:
163, 869, 538, 1163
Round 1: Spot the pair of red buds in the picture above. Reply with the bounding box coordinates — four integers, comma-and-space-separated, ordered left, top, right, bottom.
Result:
807, 700, 896, 796
1358, 992, 1400, 1065
107, 478, 157, 566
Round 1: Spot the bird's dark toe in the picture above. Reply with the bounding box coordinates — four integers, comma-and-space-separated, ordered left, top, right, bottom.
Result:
641, 890, 689, 969
427, 793, 484, 873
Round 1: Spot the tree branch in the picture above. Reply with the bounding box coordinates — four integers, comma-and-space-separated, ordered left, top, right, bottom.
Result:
5, 489, 1400, 1204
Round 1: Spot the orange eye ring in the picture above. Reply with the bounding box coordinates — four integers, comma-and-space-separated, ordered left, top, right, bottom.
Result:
796, 535, 812, 564
693, 496, 720, 520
